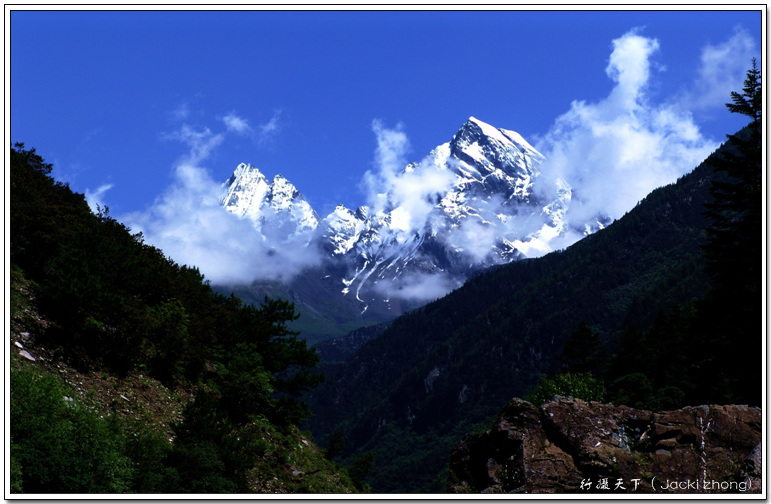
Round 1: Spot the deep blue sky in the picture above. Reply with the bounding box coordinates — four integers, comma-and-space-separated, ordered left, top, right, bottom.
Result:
11, 9, 762, 222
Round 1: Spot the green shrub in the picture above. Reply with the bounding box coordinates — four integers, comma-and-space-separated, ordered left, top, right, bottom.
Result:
609, 372, 654, 409
526, 372, 606, 406
10, 367, 133, 493
653, 385, 686, 411
162, 392, 255, 493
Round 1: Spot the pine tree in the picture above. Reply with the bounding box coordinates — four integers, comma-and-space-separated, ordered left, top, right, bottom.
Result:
726, 58, 762, 122
557, 320, 606, 374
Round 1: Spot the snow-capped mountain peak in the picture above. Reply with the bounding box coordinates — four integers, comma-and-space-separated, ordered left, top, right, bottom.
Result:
451, 117, 543, 176
220, 165, 319, 244
220, 163, 271, 221
218, 117, 607, 320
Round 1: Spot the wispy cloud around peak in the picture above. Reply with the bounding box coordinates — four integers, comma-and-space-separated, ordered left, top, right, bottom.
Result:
535, 28, 718, 228
362, 119, 455, 233
362, 119, 411, 211
123, 115, 317, 285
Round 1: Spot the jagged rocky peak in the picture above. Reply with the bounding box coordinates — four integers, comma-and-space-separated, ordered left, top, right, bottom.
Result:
267, 174, 303, 206
319, 204, 368, 256
321, 205, 360, 232
450, 116, 544, 179
222, 163, 271, 196
216, 116, 609, 323
224, 162, 265, 186
354, 205, 369, 220
220, 164, 319, 242
220, 163, 271, 220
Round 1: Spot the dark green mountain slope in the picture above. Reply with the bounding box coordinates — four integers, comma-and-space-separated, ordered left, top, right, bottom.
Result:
219, 275, 386, 347
306, 141, 726, 492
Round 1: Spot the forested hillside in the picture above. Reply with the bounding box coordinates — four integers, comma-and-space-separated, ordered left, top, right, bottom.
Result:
9, 144, 359, 493
306, 64, 762, 493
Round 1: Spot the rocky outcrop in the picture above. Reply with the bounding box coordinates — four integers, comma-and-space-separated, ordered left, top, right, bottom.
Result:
448, 398, 761, 494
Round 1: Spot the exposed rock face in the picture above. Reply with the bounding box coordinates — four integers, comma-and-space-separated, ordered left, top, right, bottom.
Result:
447, 398, 761, 494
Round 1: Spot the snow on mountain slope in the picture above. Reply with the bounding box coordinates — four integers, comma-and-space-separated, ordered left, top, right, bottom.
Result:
319, 205, 369, 256
218, 117, 607, 320
220, 163, 271, 222
220, 163, 319, 246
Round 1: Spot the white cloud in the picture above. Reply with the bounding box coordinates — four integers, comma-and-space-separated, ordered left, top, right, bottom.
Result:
172, 101, 190, 121
605, 28, 661, 109
683, 26, 757, 112
363, 120, 455, 232
361, 120, 410, 212
122, 161, 266, 285
444, 217, 499, 262
374, 271, 461, 303
257, 109, 283, 145
123, 120, 319, 285
534, 29, 718, 228
371, 120, 410, 177
84, 183, 113, 214
162, 124, 225, 166
221, 112, 252, 134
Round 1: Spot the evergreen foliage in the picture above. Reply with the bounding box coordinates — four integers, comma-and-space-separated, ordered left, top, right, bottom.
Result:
557, 320, 606, 374
698, 58, 762, 405
606, 304, 698, 409
10, 144, 94, 275
159, 392, 255, 493
324, 430, 345, 461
